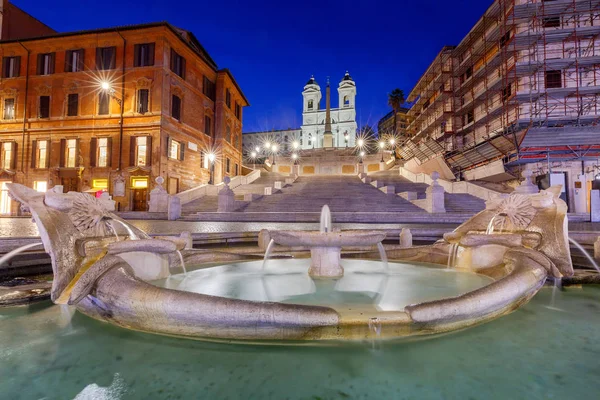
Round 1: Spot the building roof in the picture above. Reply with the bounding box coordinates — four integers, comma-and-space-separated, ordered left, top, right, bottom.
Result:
341, 71, 353, 81
0, 21, 218, 69
218, 68, 250, 106
306, 76, 318, 86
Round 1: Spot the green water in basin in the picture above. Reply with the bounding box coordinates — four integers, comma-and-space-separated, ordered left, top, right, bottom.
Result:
153, 259, 493, 312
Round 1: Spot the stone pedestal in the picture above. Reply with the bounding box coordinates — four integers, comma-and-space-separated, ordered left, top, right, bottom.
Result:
591, 190, 600, 223
149, 177, 169, 212
292, 164, 300, 176
258, 229, 271, 250
399, 228, 413, 248
264, 187, 273, 196
323, 132, 333, 148
180, 231, 193, 249
357, 162, 365, 175
168, 195, 181, 220
217, 177, 235, 212
274, 181, 283, 190
515, 170, 539, 195
426, 171, 446, 213
594, 236, 600, 260
308, 247, 343, 278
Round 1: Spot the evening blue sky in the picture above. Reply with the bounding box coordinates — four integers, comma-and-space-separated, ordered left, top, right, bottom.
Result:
15, 0, 492, 132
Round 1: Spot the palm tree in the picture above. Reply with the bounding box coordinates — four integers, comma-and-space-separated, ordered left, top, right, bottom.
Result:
388, 89, 405, 113
387, 89, 405, 139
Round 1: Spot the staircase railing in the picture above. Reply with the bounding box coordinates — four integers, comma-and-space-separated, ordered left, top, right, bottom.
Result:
176, 168, 262, 205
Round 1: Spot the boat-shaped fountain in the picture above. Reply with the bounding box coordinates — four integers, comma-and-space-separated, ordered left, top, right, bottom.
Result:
4, 182, 573, 342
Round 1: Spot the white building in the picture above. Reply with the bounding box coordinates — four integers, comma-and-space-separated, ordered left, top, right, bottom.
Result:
300, 73, 357, 149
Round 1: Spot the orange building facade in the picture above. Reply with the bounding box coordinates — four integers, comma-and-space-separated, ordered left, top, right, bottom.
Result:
0, 22, 248, 213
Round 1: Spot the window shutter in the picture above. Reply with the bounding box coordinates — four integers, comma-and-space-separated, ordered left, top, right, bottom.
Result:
106, 137, 113, 167
110, 47, 116, 69
148, 43, 155, 66
170, 49, 176, 71
133, 44, 141, 67
49, 53, 55, 74
75, 139, 80, 167
36, 54, 43, 75
78, 49, 85, 72
179, 142, 185, 161
96, 48, 102, 70
31, 140, 37, 169
11, 57, 19, 77
2, 58, 7, 77
90, 137, 97, 167
181, 57, 186, 79
10, 142, 17, 170
166, 136, 172, 157
65, 50, 72, 72
46, 140, 51, 169
59, 139, 66, 167
146, 136, 152, 165
129, 136, 136, 166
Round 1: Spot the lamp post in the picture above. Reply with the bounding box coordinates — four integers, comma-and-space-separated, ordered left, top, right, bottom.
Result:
359, 151, 365, 164
344, 132, 349, 148
389, 137, 396, 160
208, 153, 216, 185
379, 141, 385, 162
271, 144, 278, 165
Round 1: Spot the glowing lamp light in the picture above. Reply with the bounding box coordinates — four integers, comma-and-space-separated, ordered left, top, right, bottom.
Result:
255, 146, 260, 153
292, 153, 298, 160
292, 141, 299, 149
250, 151, 257, 158
360, 151, 365, 157
207, 153, 216, 163
272, 144, 278, 152
389, 138, 396, 146
100, 81, 111, 91
357, 138, 365, 147
264, 142, 271, 149
379, 141, 385, 149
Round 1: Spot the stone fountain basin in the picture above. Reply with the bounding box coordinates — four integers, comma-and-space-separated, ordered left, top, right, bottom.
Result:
270, 230, 387, 247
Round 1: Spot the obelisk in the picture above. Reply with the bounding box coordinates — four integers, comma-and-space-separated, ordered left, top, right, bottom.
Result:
323, 78, 334, 148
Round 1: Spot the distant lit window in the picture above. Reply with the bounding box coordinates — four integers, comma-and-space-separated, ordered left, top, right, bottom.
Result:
65, 49, 84, 72
2, 142, 14, 170
308, 99, 313, 110
136, 136, 147, 166
169, 139, 181, 160
3, 98, 15, 120
92, 179, 108, 190
97, 138, 109, 167
35, 140, 49, 169
33, 181, 47, 192
2, 56, 20, 78
131, 177, 148, 188
37, 53, 55, 75
66, 139, 77, 168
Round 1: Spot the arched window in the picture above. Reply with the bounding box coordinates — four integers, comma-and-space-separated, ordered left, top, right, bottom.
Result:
344, 95, 349, 106
308, 100, 313, 110
308, 134, 312, 146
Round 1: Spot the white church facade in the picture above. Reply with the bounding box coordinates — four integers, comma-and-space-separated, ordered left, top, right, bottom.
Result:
243, 72, 357, 153
300, 72, 357, 149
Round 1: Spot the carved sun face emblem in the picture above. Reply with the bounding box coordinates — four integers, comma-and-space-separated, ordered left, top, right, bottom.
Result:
490, 194, 536, 232
68, 193, 113, 236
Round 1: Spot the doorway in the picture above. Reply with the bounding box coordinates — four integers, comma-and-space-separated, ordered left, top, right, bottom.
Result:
0, 181, 12, 214
168, 177, 179, 195
132, 188, 148, 211
61, 178, 79, 193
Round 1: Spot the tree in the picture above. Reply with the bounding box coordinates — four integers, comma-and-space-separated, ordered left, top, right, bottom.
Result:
388, 89, 405, 113
388, 88, 406, 138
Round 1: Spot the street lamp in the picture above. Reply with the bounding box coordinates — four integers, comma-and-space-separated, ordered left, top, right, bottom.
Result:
292, 141, 299, 150
208, 152, 216, 185
254, 146, 260, 153
357, 138, 365, 148
344, 132, 349, 147
379, 141, 385, 162
292, 153, 298, 164
389, 137, 396, 160
359, 150, 365, 164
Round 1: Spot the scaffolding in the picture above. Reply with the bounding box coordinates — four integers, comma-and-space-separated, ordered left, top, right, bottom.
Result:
403, 0, 600, 174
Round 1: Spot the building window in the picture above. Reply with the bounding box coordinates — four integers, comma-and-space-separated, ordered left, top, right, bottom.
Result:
132, 136, 151, 167
235, 164, 239, 176
226, 89, 231, 108
225, 126, 231, 142
465, 110, 475, 125
205, 115, 212, 136
344, 95, 349, 106
65, 139, 78, 168
202, 152, 209, 169
499, 32, 511, 48
92, 179, 108, 190
91, 137, 111, 168
170, 49, 186, 78
96, 47, 116, 70
235, 103, 241, 119
203, 76, 216, 101
138, 89, 149, 114
2, 56, 20, 78
308, 99, 313, 110
543, 17, 560, 28
134, 43, 155, 67
131, 177, 148, 189
98, 92, 110, 115
171, 95, 181, 120
308, 134, 312, 146
502, 84, 512, 103
3, 98, 15, 120
32, 140, 49, 169
545, 70, 562, 89
67, 93, 78, 116
36, 53, 55, 75
2, 142, 15, 170
39, 96, 50, 118
65, 49, 84, 72
226, 158, 230, 173
34, 181, 47, 192
168, 137, 184, 161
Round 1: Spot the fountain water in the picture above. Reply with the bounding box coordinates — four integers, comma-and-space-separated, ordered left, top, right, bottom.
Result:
110, 219, 139, 240
107, 221, 120, 242
447, 243, 459, 269
377, 242, 389, 271
568, 237, 600, 273
320, 205, 332, 233
0, 242, 43, 267
175, 250, 187, 275
486, 212, 508, 235
262, 239, 276, 269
